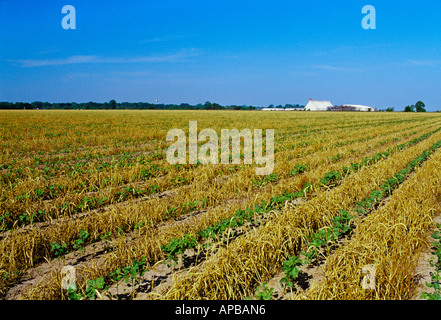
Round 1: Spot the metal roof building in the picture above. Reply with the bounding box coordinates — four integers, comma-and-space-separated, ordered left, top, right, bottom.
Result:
305, 99, 333, 111
343, 104, 372, 112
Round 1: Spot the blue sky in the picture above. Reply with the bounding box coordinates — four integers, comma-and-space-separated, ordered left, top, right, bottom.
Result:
1, 0, 441, 111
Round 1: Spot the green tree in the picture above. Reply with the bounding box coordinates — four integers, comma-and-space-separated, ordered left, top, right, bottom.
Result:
204, 101, 212, 110
31, 101, 43, 109
109, 99, 117, 110
386, 107, 394, 112
404, 105, 415, 112
415, 101, 426, 112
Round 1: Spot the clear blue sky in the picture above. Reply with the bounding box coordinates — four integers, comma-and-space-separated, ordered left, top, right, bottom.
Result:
1, 0, 441, 111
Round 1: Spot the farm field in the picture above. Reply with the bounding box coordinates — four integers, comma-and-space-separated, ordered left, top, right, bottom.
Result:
1, 110, 441, 300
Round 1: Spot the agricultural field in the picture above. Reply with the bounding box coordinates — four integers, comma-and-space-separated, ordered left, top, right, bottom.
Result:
1, 110, 441, 300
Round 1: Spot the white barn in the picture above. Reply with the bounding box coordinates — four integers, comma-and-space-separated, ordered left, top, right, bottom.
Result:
305, 99, 333, 111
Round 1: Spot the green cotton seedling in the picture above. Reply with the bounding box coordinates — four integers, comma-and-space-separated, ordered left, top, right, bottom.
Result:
134, 222, 144, 230
252, 173, 279, 187
110, 258, 148, 283
164, 206, 179, 219
280, 256, 303, 289
67, 288, 84, 300
83, 264, 147, 300
320, 170, 342, 186
421, 272, 441, 300
108, 258, 148, 285
50, 241, 68, 257
85, 277, 107, 300
170, 176, 189, 187
331, 210, 353, 235
198, 206, 258, 241
100, 231, 112, 241
72, 229, 90, 251
421, 224, 441, 300
289, 164, 310, 176
301, 210, 353, 265
329, 153, 343, 163
255, 283, 274, 300
149, 184, 160, 194
161, 234, 197, 265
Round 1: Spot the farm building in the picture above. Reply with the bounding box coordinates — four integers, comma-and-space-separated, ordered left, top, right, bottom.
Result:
342, 104, 373, 112
305, 99, 333, 111
329, 105, 359, 112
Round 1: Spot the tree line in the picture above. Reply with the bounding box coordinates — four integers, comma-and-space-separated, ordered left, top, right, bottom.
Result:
0, 100, 261, 110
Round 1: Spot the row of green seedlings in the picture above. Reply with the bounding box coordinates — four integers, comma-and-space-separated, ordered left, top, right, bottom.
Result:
252, 121, 432, 185
66, 258, 148, 300
48, 198, 208, 260
285, 117, 432, 157
267, 139, 441, 299
282, 115, 421, 149
0, 184, 162, 232
159, 129, 441, 268
5, 162, 167, 203
0, 162, 203, 231
252, 210, 353, 300
252, 126, 441, 189
421, 223, 441, 300
0, 149, 167, 186
63, 128, 441, 299
4, 121, 302, 187
72, 186, 315, 300
0, 159, 247, 232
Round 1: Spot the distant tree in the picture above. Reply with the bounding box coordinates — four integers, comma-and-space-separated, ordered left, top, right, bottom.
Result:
109, 99, 117, 110
404, 105, 415, 112
414, 101, 426, 112
179, 103, 191, 109
385, 107, 394, 112
32, 101, 43, 109
204, 101, 212, 110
